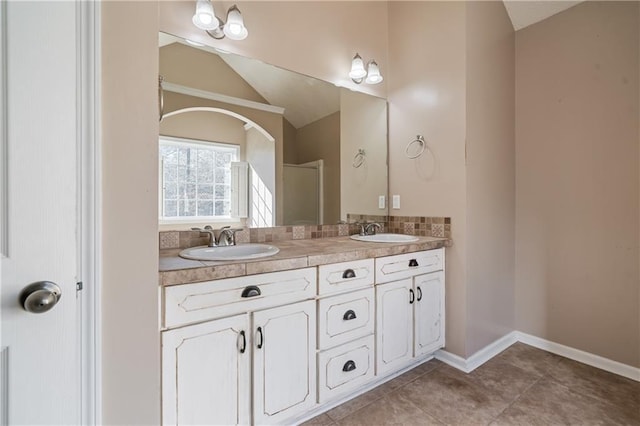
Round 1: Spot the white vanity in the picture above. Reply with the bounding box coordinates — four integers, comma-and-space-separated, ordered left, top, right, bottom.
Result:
160, 239, 446, 425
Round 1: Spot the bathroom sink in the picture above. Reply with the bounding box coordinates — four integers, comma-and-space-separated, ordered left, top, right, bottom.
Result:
179, 244, 280, 261
350, 233, 419, 243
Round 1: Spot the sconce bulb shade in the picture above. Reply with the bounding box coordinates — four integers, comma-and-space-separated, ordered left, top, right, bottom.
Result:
223, 5, 248, 40
365, 60, 383, 84
193, 0, 219, 30
349, 53, 367, 82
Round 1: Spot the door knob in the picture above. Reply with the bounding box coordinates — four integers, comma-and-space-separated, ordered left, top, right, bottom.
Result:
19, 281, 61, 314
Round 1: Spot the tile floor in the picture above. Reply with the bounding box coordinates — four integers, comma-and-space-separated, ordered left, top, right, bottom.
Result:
302, 343, 640, 425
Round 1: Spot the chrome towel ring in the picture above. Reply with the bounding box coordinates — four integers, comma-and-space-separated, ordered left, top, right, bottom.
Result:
353, 149, 366, 168
405, 135, 426, 159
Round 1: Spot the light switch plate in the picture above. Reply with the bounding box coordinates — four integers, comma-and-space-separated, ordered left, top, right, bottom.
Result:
392, 195, 400, 209
378, 195, 385, 209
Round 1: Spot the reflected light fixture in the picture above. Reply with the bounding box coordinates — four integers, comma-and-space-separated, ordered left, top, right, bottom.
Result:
192, 1, 248, 41
349, 53, 383, 85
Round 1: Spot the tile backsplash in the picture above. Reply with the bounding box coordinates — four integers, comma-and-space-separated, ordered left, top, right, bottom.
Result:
159, 215, 452, 250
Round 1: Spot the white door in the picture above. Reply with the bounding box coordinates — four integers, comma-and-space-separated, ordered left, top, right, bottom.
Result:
414, 271, 445, 357
253, 300, 316, 425
0, 2, 88, 424
162, 315, 251, 425
376, 278, 413, 375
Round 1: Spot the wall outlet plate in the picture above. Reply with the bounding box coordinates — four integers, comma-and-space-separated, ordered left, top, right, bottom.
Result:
378, 195, 385, 209
392, 195, 400, 209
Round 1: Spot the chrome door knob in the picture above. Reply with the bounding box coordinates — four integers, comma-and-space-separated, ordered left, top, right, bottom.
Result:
19, 281, 62, 314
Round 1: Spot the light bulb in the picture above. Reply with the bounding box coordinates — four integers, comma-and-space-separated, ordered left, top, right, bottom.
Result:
365, 60, 383, 84
223, 5, 248, 40
192, 0, 219, 31
349, 54, 367, 83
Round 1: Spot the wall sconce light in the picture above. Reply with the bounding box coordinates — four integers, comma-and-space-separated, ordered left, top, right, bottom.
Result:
192, 0, 248, 41
349, 53, 384, 85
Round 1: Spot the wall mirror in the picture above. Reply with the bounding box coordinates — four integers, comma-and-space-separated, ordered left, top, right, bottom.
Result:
159, 32, 388, 228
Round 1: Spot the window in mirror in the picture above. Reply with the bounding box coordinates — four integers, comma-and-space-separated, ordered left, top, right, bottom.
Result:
159, 136, 239, 223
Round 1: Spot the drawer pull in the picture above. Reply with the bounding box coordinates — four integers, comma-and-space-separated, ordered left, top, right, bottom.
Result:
408, 259, 419, 267
256, 326, 264, 349
241, 285, 261, 298
343, 310, 357, 321
417, 286, 423, 302
238, 330, 246, 354
342, 269, 356, 279
409, 289, 415, 304
342, 360, 357, 372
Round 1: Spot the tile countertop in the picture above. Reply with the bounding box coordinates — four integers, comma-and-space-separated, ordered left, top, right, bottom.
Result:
159, 235, 452, 286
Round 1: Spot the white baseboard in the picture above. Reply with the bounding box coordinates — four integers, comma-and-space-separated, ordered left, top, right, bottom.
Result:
436, 331, 518, 373
516, 332, 640, 382
436, 330, 639, 382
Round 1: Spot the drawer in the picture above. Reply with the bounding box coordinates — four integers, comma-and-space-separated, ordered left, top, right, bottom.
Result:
375, 248, 444, 284
318, 288, 375, 349
317, 335, 375, 403
318, 258, 374, 295
163, 268, 316, 329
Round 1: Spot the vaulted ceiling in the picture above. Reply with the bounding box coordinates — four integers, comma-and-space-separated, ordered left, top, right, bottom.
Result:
503, 1, 584, 30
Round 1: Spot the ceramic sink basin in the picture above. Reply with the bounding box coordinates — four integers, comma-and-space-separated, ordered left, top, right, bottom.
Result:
179, 244, 280, 261
350, 233, 419, 243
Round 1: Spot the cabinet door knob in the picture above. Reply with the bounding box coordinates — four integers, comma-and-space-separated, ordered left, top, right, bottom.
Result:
256, 326, 264, 349
409, 289, 415, 304
342, 269, 356, 279
343, 310, 357, 321
241, 285, 261, 298
408, 259, 419, 267
342, 360, 357, 372
417, 286, 423, 302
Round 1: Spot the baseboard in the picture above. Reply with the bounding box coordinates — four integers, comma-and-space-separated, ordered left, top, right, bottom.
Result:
435, 331, 518, 373
516, 332, 640, 382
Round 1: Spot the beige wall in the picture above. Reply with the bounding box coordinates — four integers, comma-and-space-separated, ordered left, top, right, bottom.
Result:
296, 112, 341, 224
388, 1, 468, 356
465, 1, 516, 355
283, 119, 298, 164
101, 1, 160, 424
515, 1, 639, 367
340, 89, 388, 220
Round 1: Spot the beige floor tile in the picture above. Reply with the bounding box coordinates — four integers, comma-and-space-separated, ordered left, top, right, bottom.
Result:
337, 392, 442, 426
466, 354, 542, 402
492, 342, 563, 377
491, 377, 640, 426
394, 367, 510, 425
299, 413, 336, 426
325, 387, 386, 422
545, 358, 640, 415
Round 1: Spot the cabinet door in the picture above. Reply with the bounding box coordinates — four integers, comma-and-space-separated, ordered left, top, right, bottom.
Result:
414, 271, 445, 357
376, 278, 414, 375
253, 300, 317, 425
162, 314, 250, 426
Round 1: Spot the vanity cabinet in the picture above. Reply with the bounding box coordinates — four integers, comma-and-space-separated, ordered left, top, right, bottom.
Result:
375, 249, 445, 375
161, 269, 317, 426
161, 245, 447, 425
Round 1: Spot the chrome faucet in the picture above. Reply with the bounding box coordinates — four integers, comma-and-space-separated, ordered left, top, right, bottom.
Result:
192, 226, 217, 247
216, 226, 238, 246
355, 221, 382, 236
364, 222, 381, 235
192, 225, 239, 247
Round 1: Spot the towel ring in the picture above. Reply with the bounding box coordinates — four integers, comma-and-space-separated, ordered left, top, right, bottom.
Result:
405, 135, 425, 159
353, 149, 365, 168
